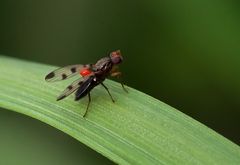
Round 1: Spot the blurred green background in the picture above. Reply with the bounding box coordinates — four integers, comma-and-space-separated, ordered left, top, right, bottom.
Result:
0, 0, 240, 164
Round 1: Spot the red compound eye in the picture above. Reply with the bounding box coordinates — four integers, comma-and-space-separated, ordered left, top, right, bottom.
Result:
111, 50, 121, 57
112, 52, 117, 56
80, 69, 92, 77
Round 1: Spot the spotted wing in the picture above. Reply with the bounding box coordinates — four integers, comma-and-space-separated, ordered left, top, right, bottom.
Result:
56, 78, 84, 101
45, 64, 88, 82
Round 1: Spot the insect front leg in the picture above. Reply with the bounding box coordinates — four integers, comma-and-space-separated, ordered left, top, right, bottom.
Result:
111, 71, 128, 93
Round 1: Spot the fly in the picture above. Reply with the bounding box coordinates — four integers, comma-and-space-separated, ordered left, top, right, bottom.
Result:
45, 50, 127, 117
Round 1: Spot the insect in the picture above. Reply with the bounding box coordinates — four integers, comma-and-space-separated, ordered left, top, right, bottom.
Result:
45, 50, 127, 117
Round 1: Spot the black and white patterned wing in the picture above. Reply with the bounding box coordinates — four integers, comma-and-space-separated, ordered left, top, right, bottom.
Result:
45, 64, 85, 82
56, 78, 84, 101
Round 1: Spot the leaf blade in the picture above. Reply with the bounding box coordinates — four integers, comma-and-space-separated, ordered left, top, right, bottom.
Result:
0, 55, 240, 165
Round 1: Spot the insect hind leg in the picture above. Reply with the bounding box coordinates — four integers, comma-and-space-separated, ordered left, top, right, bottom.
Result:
83, 92, 91, 118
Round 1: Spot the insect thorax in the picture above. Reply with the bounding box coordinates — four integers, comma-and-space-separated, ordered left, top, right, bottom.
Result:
94, 57, 113, 73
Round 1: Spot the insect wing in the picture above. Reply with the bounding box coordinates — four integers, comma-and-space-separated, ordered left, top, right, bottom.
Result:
75, 76, 96, 100
45, 64, 85, 82
56, 78, 84, 101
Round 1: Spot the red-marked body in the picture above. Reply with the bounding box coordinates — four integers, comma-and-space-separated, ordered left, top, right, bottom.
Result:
45, 50, 127, 117
80, 69, 92, 77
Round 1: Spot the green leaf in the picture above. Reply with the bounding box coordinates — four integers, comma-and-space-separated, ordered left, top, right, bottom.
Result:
0, 55, 239, 165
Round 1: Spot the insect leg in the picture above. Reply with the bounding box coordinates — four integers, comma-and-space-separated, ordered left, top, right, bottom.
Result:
101, 83, 115, 103
83, 92, 91, 118
111, 72, 128, 93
